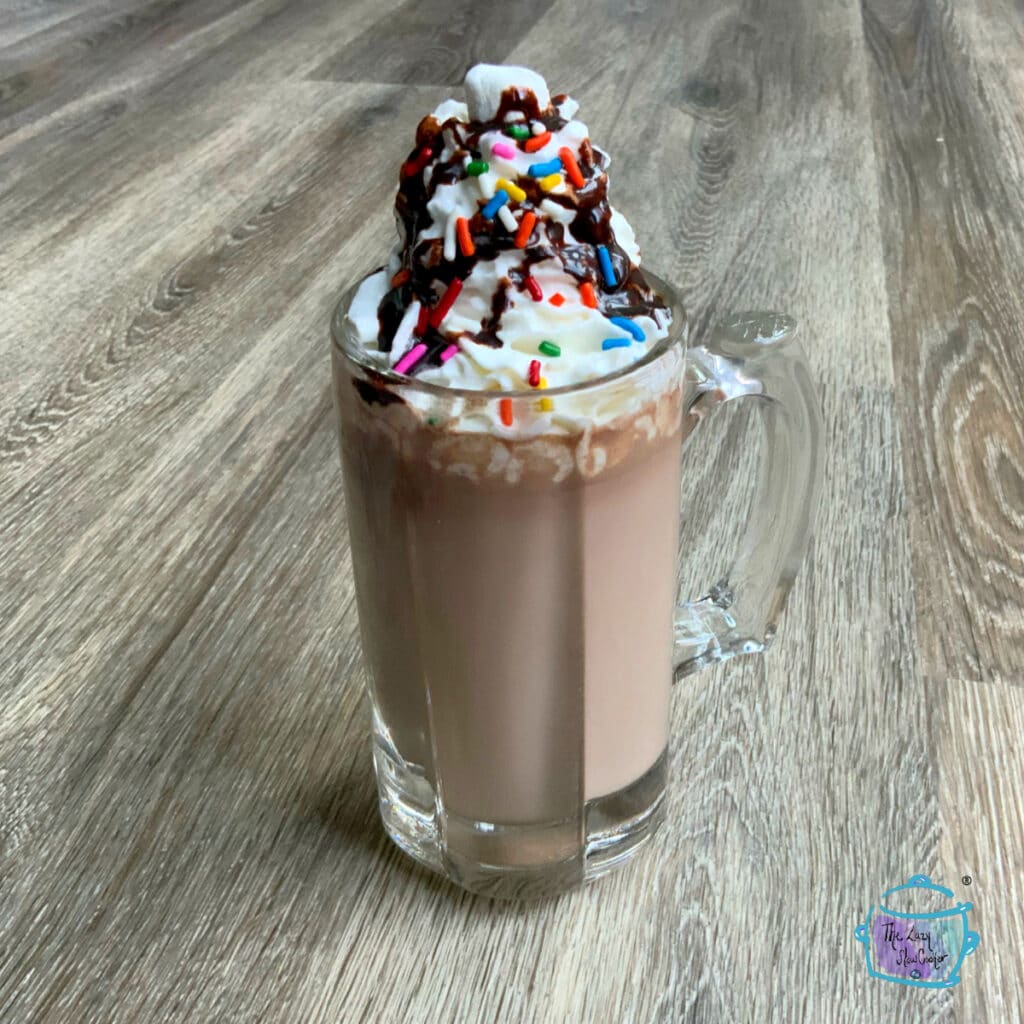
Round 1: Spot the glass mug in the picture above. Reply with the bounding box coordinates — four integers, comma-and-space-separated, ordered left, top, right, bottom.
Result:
330, 274, 821, 899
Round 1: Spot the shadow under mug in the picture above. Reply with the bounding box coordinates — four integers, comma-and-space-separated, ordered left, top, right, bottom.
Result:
330, 272, 822, 899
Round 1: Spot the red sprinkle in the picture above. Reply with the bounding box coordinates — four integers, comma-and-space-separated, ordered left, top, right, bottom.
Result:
391, 268, 410, 287
548, 292, 565, 307
514, 211, 537, 249
415, 303, 430, 335
528, 360, 541, 387
579, 281, 598, 308
523, 131, 551, 152
558, 146, 585, 188
525, 276, 543, 301
456, 217, 475, 257
499, 398, 513, 427
428, 278, 463, 327
402, 146, 433, 178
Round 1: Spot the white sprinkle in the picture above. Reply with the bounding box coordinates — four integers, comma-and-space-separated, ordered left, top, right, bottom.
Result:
443, 215, 457, 261
389, 301, 421, 366
541, 199, 573, 222
497, 205, 517, 232
476, 171, 497, 200
531, 121, 546, 135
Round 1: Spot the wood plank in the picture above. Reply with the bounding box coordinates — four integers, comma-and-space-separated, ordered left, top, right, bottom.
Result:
309, 0, 554, 86
862, 0, 1024, 681
938, 679, 1024, 1017
0, 80, 443, 887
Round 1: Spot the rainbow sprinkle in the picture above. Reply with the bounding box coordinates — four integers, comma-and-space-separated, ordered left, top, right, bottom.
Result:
389, 300, 420, 357
539, 377, 552, 412
601, 337, 630, 350
482, 190, 509, 219
495, 177, 526, 202
524, 276, 543, 301
528, 359, 541, 387
514, 211, 537, 248
528, 158, 562, 177
505, 123, 530, 140
523, 131, 551, 152
499, 397, 513, 426
558, 146, 585, 188
415, 303, 430, 335
491, 141, 516, 160
579, 281, 598, 308
428, 278, 463, 327
538, 340, 560, 357
402, 146, 433, 178
548, 292, 565, 307
497, 204, 517, 232
596, 245, 616, 287
609, 316, 645, 341
440, 343, 460, 363
538, 173, 562, 192
466, 160, 489, 176
394, 342, 427, 374
456, 217, 474, 257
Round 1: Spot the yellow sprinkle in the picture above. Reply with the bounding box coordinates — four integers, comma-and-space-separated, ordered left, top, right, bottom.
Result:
538, 377, 552, 412
538, 173, 563, 192
495, 177, 526, 202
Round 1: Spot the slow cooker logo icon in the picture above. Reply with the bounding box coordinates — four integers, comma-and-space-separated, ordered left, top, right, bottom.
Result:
855, 875, 980, 988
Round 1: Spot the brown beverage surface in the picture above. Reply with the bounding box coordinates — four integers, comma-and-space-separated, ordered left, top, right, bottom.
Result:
337, 367, 683, 826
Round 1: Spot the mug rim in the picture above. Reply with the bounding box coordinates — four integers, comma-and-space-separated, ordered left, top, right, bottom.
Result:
330, 268, 688, 401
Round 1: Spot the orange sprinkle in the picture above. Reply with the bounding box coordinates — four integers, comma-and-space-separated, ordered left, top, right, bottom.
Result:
548, 292, 565, 307
558, 146, 585, 188
579, 281, 598, 308
391, 268, 410, 286
456, 217, 474, 257
499, 397, 513, 427
514, 211, 537, 249
523, 131, 551, 153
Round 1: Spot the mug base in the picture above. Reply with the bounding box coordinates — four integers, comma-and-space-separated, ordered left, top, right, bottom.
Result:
373, 741, 667, 899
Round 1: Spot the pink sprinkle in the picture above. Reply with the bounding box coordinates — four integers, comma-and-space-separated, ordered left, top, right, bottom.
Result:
440, 343, 459, 363
491, 142, 516, 160
394, 342, 427, 375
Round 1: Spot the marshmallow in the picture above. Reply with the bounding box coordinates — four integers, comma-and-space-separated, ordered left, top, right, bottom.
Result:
464, 64, 551, 121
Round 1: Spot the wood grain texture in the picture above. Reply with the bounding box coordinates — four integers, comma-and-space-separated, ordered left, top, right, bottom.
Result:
1, 0, 1022, 1020
862, 0, 1024, 681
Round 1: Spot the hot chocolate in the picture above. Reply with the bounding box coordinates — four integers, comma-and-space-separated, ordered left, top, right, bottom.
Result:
334, 64, 687, 891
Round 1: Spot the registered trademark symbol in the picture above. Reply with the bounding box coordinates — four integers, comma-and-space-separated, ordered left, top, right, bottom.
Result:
962, 875, 972, 886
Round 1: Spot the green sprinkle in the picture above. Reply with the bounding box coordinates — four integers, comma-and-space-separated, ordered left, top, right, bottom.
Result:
466, 160, 489, 176
505, 124, 530, 140
427, 416, 438, 426
538, 340, 561, 357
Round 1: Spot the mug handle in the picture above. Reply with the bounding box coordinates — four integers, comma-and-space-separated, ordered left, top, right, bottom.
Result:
674, 313, 823, 677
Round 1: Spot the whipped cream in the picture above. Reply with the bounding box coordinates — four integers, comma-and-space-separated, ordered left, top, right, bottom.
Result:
345, 64, 674, 415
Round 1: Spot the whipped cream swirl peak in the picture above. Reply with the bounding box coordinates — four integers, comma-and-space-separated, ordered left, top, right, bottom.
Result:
346, 64, 671, 392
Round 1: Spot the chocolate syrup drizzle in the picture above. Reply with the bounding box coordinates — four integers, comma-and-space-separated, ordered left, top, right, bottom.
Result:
376, 87, 667, 367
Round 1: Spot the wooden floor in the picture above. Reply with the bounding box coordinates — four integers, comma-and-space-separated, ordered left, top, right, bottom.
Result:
2, 0, 1023, 1020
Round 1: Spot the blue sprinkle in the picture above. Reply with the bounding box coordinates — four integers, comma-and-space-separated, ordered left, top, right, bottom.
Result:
481, 189, 509, 219
527, 157, 563, 178
609, 316, 645, 341
596, 244, 616, 287
601, 337, 631, 350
